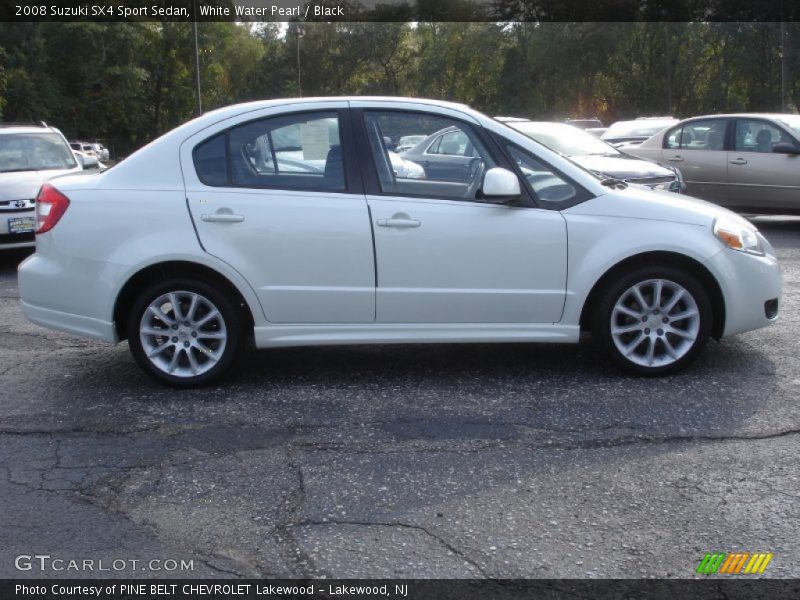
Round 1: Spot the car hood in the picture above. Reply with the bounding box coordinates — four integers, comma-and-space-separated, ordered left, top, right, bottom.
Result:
569, 185, 750, 229
569, 154, 674, 180
0, 168, 81, 201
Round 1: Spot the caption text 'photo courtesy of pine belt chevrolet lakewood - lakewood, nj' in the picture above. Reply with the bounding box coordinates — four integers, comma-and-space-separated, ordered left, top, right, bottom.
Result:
17, 98, 782, 387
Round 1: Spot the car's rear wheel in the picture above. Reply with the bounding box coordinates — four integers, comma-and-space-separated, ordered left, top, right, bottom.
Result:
127, 279, 242, 387
593, 266, 712, 375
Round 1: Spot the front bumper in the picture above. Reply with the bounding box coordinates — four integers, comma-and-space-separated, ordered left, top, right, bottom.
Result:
704, 243, 782, 338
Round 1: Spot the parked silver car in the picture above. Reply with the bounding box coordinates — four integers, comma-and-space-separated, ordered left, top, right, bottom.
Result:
498, 119, 684, 193
630, 113, 800, 213
0, 123, 82, 250
92, 142, 110, 162
602, 117, 679, 148
395, 134, 427, 153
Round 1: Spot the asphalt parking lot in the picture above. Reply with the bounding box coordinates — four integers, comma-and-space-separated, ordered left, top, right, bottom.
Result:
1, 217, 800, 579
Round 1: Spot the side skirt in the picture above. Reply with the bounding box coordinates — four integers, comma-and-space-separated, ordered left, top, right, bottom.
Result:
254, 323, 580, 348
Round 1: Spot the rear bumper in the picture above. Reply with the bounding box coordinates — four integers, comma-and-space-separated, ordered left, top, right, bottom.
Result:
20, 300, 118, 343
0, 208, 36, 249
0, 237, 35, 250
18, 252, 119, 343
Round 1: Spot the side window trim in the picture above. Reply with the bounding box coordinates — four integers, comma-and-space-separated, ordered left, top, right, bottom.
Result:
664, 125, 683, 150
424, 135, 442, 155
493, 135, 594, 211
735, 118, 793, 153
353, 108, 529, 205
668, 118, 730, 151
191, 108, 363, 194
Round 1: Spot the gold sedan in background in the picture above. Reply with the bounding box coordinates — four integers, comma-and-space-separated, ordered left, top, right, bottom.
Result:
630, 113, 800, 214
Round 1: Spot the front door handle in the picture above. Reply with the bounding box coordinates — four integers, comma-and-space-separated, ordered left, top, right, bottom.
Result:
201, 212, 244, 223
666, 155, 684, 162
729, 158, 748, 165
377, 217, 421, 228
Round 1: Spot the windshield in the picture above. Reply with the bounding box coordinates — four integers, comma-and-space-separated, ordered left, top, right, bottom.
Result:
602, 120, 676, 140
0, 132, 78, 173
776, 115, 800, 137
509, 122, 619, 157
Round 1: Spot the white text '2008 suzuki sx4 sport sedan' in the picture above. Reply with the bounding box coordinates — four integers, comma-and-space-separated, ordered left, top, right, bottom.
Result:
18, 98, 781, 386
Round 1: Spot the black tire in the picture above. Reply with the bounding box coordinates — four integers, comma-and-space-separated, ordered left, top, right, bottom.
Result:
127, 278, 243, 387
592, 265, 713, 376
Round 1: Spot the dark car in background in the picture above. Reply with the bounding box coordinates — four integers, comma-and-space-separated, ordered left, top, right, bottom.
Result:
397, 126, 483, 182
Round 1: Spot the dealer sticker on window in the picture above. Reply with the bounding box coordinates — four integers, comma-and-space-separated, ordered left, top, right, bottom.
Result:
8, 217, 36, 234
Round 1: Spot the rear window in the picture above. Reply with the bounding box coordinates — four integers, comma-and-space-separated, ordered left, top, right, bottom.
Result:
194, 134, 228, 186
192, 111, 346, 191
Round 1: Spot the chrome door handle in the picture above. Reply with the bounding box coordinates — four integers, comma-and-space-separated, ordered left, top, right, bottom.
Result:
667, 156, 684, 162
201, 213, 244, 223
377, 218, 421, 228
729, 158, 748, 165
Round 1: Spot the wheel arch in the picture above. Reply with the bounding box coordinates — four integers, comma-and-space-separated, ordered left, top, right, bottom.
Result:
579, 251, 725, 339
113, 261, 255, 341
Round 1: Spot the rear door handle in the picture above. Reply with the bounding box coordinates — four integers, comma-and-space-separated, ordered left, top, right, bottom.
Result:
377, 218, 421, 228
201, 212, 244, 223
730, 158, 748, 165
666, 155, 684, 162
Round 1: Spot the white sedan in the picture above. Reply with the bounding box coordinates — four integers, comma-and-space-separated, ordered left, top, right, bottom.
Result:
19, 97, 782, 386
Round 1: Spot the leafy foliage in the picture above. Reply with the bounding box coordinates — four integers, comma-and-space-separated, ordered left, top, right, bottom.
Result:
0, 21, 796, 155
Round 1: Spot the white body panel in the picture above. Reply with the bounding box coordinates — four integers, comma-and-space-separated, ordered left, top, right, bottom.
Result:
16, 97, 781, 358
368, 196, 567, 323
185, 188, 375, 324
179, 100, 375, 324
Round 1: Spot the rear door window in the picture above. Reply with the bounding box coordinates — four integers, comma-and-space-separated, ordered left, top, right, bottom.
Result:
665, 119, 727, 151
193, 111, 346, 191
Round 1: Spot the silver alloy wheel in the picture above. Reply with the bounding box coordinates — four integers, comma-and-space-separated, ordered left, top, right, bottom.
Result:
610, 278, 701, 368
139, 291, 227, 378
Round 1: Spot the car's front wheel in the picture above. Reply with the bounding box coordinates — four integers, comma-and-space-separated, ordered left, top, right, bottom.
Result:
127, 279, 242, 387
593, 266, 712, 375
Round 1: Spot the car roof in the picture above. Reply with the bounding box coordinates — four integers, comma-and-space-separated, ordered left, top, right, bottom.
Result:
609, 118, 676, 125
0, 124, 59, 135
505, 120, 588, 132
679, 113, 798, 122
196, 96, 472, 121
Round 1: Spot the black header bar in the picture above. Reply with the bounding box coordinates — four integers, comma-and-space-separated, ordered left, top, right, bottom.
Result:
2, 0, 800, 22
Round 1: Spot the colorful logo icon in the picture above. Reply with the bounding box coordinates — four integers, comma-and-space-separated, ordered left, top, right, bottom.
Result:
696, 552, 773, 575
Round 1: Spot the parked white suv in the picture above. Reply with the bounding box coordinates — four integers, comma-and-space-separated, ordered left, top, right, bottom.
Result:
18, 98, 782, 386
0, 123, 83, 250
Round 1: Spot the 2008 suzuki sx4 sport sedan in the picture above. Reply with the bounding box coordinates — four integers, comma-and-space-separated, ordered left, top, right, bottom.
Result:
18, 98, 782, 387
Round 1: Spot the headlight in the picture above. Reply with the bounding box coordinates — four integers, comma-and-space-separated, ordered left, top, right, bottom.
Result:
662, 164, 684, 192
713, 217, 764, 256
666, 164, 683, 183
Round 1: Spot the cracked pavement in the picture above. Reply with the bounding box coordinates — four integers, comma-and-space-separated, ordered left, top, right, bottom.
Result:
1, 216, 799, 579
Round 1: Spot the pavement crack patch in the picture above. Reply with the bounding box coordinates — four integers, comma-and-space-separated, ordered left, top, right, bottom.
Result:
0, 425, 162, 436
293, 425, 800, 455
268, 450, 319, 576
298, 519, 490, 578
194, 552, 251, 578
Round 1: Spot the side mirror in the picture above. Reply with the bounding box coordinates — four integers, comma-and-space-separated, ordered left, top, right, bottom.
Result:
772, 142, 800, 155
74, 153, 85, 168
482, 167, 521, 200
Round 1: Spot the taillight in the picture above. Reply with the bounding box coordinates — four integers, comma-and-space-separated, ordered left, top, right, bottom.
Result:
35, 184, 70, 234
